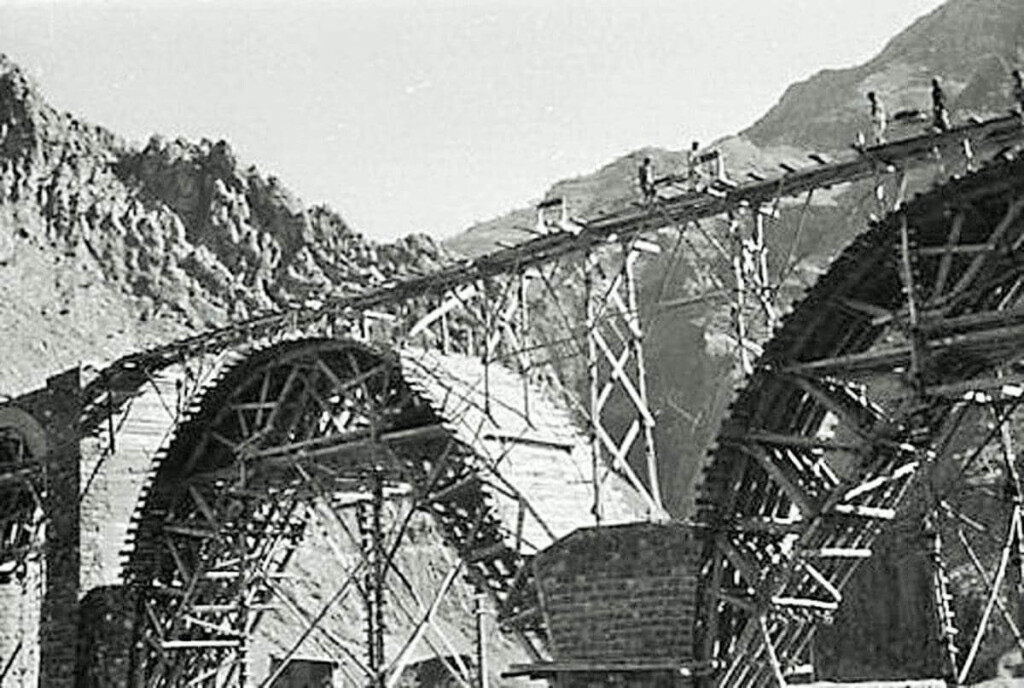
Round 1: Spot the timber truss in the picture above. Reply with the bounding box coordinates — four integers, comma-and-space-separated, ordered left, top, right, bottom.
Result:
4, 111, 1024, 687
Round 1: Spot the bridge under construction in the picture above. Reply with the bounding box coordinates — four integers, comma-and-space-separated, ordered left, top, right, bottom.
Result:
5, 112, 1024, 687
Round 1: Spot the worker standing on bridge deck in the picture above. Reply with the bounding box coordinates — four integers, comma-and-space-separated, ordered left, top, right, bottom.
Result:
932, 77, 951, 132
639, 156, 656, 203
685, 141, 702, 191
1012, 69, 1024, 117
867, 91, 887, 145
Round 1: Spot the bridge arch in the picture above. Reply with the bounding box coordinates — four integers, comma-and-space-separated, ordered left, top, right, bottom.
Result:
75, 336, 642, 685
697, 155, 1024, 685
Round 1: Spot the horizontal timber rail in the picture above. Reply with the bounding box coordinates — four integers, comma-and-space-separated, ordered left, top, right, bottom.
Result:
87, 114, 1024, 393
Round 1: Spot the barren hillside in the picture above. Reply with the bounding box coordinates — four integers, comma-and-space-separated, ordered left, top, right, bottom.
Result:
0, 54, 447, 397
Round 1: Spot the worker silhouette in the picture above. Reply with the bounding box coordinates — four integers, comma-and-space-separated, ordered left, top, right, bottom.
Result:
638, 156, 656, 203
686, 140, 702, 190
867, 91, 887, 145
932, 77, 951, 132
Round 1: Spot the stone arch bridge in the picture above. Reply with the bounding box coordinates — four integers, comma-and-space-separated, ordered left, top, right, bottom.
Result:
4, 115, 1024, 687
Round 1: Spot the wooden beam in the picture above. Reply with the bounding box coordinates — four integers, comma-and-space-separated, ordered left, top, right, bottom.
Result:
161, 639, 242, 650
190, 423, 449, 485
735, 430, 863, 453
730, 516, 806, 536
917, 243, 997, 257
717, 536, 764, 590
733, 442, 817, 517
831, 503, 896, 520
770, 596, 839, 612
843, 461, 919, 501
932, 211, 966, 300
503, 660, 720, 677
797, 547, 872, 558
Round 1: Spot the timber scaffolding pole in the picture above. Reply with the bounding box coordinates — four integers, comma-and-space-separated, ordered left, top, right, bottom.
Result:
577, 232, 666, 522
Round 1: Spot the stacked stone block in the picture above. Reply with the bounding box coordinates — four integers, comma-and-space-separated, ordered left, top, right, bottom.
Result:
533, 522, 698, 666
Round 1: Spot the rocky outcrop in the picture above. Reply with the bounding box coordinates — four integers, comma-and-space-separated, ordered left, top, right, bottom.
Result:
0, 54, 450, 338
744, 0, 1024, 151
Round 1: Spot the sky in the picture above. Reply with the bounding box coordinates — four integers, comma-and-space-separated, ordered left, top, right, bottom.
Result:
0, 0, 946, 242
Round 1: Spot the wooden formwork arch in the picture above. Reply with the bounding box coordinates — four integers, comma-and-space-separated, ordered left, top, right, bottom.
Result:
696, 154, 1024, 686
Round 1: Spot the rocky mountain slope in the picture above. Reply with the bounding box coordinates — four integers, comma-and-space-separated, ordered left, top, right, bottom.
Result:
0, 54, 447, 397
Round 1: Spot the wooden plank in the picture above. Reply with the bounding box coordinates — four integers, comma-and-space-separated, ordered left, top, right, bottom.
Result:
831, 503, 896, 520
504, 660, 719, 677
933, 211, 966, 300
917, 243, 997, 256
771, 596, 839, 612
798, 547, 872, 558
161, 639, 242, 650
843, 461, 919, 501
737, 430, 863, 453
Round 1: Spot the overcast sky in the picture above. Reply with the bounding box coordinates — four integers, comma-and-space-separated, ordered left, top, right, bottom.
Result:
0, 0, 945, 242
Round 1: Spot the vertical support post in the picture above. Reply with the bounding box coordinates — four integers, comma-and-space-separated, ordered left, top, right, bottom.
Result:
476, 593, 489, 688
962, 137, 975, 174
105, 384, 116, 453
584, 250, 602, 525
440, 299, 450, 355
924, 513, 960, 682
482, 282, 492, 417
360, 467, 387, 687
39, 368, 82, 688
932, 144, 948, 185
893, 169, 908, 212
728, 212, 753, 375
372, 469, 385, 686
623, 247, 662, 512
236, 458, 249, 688
899, 213, 924, 396
518, 271, 531, 423
753, 207, 777, 330
956, 398, 1024, 686
998, 400, 1024, 646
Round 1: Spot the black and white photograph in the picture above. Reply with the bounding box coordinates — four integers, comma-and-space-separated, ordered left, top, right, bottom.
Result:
2, 1, 1024, 686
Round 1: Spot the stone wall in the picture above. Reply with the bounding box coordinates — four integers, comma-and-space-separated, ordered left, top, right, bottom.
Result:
37, 369, 83, 688
0, 564, 43, 687
533, 522, 698, 665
